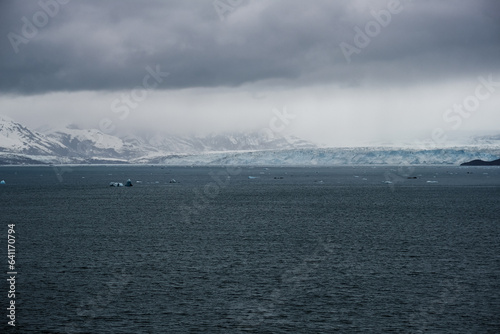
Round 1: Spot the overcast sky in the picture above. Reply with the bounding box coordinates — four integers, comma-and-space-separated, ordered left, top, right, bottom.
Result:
1, 0, 499, 146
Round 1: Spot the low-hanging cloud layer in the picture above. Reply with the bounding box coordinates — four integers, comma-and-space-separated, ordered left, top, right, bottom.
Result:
1, 0, 499, 146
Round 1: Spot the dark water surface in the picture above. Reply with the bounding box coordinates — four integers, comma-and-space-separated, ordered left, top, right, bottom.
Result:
1, 165, 500, 333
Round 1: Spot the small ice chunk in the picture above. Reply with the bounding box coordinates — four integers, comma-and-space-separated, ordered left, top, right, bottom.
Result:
109, 182, 124, 187
0, 180, 5, 185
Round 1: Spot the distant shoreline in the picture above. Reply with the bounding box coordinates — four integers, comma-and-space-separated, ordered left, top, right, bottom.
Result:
461, 159, 500, 166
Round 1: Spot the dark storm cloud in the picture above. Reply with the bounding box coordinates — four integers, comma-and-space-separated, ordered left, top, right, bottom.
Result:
1, 0, 499, 94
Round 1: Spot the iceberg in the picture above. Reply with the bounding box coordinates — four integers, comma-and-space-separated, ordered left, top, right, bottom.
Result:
109, 179, 133, 187
109, 182, 124, 187
0, 180, 5, 184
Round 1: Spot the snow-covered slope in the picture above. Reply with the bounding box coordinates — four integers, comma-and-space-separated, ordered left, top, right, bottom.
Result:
48, 127, 124, 151
0, 116, 68, 156
45, 127, 137, 160
136, 132, 315, 154
0, 116, 317, 164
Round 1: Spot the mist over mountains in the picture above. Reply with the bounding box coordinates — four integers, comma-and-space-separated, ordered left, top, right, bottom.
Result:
0, 115, 315, 164
1, 115, 499, 166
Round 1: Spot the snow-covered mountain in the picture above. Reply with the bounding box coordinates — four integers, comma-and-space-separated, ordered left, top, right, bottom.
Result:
46, 127, 141, 160
1, 115, 499, 165
0, 115, 71, 164
0, 116, 316, 164
44, 128, 315, 157
0, 116, 67, 154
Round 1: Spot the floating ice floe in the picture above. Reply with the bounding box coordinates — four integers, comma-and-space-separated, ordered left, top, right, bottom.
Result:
109, 179, 133, 187
248, 176, 258, 179
426, 181, 438, 184
109, 182, 124, 187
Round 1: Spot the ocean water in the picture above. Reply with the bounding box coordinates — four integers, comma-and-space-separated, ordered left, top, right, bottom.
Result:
1, 165, 500, 333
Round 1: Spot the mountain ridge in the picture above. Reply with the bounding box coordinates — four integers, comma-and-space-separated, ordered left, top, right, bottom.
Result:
1, 116, 499, 166
0, 116, 317, 164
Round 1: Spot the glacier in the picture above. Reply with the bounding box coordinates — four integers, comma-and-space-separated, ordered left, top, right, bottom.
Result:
156, 147, 500, 166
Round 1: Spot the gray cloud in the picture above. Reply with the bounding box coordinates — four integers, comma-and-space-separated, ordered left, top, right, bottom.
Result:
1, 0, 499, 147
1, 0, 499, 95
